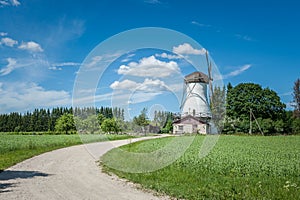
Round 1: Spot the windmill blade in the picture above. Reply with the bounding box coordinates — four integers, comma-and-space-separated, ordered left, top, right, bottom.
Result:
205, 50, 210, 68
208, 61, 213, 94
206, 50, 214, 104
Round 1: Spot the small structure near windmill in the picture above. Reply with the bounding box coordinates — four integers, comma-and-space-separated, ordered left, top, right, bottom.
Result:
173, 70, 212, 134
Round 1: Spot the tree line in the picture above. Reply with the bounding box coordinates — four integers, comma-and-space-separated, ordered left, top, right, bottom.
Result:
1, 79, 299, 135
0, 107, 124, 133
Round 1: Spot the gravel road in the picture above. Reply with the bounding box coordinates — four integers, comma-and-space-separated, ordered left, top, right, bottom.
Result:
0, 136, 170, 200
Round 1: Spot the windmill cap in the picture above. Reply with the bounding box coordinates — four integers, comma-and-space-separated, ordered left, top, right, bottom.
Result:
184, 71, 209, 83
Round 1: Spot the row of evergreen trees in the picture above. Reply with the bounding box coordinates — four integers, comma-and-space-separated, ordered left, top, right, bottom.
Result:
0, 107, 124, 132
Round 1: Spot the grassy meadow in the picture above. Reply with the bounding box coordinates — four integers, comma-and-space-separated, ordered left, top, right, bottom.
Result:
0, 133, 133, 171
102, 135, 300, 199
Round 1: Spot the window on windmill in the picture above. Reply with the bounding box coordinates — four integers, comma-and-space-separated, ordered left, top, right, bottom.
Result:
193, 109, 196, 116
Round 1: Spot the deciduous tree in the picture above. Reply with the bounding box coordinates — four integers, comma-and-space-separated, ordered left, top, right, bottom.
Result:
226, 83, 285, 120
55, 113, 75, 134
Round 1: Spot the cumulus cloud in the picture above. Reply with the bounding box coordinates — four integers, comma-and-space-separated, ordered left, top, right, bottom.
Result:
139, 78, 168, 92
117, 56, 180, 78
173, 43, 206, 55
155, 52, 181, 60
0, 82, 71, 113
110, 79, 140, 91
18, 41, 43, 52
0, 37, 18, 47
0, 58, 17, 76
110, 78, 169, 93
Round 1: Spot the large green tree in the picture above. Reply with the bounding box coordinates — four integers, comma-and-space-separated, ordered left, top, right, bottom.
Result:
226, 83, 286, 121
101, 118, 121, 134
133, 108, 150, 133
55, 113, 76, 134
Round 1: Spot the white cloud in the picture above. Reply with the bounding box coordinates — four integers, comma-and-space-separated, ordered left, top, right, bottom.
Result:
0, 82, 71, 113
0, 0, 9, 6
117, 56, 180, 78
222, 64, 252, 79
110, 79, 140, 90
0, 58, 17, 76
0, 57, 46, 76
138, 78, 168, 92
0, 37, 18, 47
18, 41, 43, 52
110, 78, 169, 93
173, 43, 206, 55
0, 0, 20, 7
109, 78, 170, 105
48, 66, 62, 71
84, 53, 121, 70
0, 32, 8, 36
50, 62, 81, 70
155, 52, 181, 60
121, 53, 135, 63
191, 21, 211, 28
129, 92, 162, 104
53, 62, 81, 67
10, 0, 20, 6
49, 62, 81, 71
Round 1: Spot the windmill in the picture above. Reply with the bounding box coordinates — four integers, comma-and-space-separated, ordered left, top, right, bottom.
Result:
180, 71, 211, 119
174, 50, 215, 134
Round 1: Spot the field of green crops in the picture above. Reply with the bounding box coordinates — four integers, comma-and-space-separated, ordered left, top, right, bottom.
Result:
0, 134, 133, 171
102, 135, 300, 199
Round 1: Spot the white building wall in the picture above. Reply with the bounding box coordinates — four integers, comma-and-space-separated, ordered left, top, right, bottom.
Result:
182, 82, 211, 118
173, 123, 207, 134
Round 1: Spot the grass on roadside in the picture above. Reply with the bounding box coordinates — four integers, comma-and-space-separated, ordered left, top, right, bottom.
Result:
101, 135, 300, 200
0, 134, 134, 171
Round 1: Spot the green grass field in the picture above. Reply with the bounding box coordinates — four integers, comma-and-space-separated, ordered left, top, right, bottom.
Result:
0, 134, 133, 171
102, 135, 300, 199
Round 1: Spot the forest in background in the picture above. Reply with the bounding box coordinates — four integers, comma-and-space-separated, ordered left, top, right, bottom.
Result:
0, 79, 299, 135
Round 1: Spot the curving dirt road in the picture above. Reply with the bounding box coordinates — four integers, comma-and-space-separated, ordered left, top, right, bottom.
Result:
0, 136, 170, 200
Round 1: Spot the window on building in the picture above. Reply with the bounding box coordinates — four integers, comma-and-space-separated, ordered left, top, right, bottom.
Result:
179, 125, 183, 131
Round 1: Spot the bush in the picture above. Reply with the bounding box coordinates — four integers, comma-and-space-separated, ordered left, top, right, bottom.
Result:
292, 118, 300, 134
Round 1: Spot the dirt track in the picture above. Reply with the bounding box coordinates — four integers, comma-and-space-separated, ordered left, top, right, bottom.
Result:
0, 136, 170, 200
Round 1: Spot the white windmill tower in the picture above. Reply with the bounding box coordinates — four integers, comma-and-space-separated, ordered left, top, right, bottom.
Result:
180, 71, 212, 119
173, 51, 214, 134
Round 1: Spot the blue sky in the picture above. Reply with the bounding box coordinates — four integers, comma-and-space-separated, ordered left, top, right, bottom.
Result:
0, 0, 299, 118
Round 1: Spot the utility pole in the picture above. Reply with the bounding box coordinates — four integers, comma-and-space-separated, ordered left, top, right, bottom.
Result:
249, 108, 252, 135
